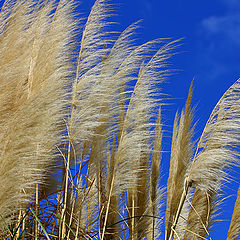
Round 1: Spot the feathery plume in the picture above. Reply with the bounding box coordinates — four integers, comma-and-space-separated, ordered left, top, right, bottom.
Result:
227, 186, 240, 240
150, 108, 163, 238
165, 82, 194, 239
186, 78, 240, 192
0, 0, 75, 231
171, 78, 240, 239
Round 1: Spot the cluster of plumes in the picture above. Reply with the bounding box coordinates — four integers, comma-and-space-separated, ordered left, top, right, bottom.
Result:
0, 0, 169, 238
165, 79, 240, 240
0, 0, 75, 232
1, 0, 240, 239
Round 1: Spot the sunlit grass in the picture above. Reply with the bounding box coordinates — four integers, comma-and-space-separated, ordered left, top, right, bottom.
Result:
1, 0, 240, 239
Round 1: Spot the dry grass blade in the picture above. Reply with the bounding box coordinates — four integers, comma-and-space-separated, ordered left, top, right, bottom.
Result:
135, 149, 150, 239
183, 189, 215, 240
165, 82, 194, 240
165, 111, 179, 234
149, 108, 162, 239
227, 186, 240, 240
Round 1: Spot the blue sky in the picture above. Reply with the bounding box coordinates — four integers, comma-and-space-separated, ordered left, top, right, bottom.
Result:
78, 0, 240, 239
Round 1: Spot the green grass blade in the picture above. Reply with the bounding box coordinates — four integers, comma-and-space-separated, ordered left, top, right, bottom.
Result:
29, 207, 50, 240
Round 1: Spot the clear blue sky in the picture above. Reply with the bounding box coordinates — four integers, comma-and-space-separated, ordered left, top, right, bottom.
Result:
77, 0, 240, 239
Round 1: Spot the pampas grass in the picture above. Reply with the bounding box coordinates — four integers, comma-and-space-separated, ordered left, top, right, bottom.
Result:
1, 0, 240, 239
